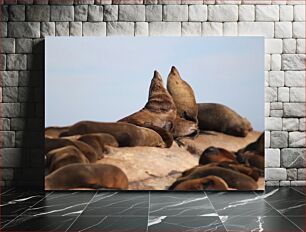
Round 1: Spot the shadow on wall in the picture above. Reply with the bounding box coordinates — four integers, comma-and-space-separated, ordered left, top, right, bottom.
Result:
16, 40, 45, 188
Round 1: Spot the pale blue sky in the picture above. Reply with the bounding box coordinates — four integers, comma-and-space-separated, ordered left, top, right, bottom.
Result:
45, 37, 264, 131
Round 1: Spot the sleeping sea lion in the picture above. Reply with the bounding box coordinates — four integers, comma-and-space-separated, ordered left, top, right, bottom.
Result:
167, 66, 198, 123
45, 126, 69, 138
199, 146, 239, 165
45, 163, 129, 190
169, 166, 258, 190
60, 121, 168, 148
238, 132, 264, 156
197, 103, 253, 137
173, 175, 229, 191
118, 71, 176, 147
78, 133, 119, 159
240, 151, 264, 172
46, 146, 89, 173
45, 137, 98, 163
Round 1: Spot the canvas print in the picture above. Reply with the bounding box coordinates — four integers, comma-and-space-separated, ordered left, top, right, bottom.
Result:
45, 37, 264, 191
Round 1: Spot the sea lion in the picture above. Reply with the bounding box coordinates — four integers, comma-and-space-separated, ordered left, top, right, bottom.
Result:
173, 117, 199, 138
216, 161, 259, 181
118, 71, 176, 147
240, 151, 264, 172
197, 103, 253, 137
167, 66, 198, 123
78, 133, 119, 159
60, 121, 168, 148
45, 137, 98, 163
45, 163, 129, 190
173, 176, 229, 191
45, 126, 69, 138
46, 146, 89, 173
169, 166, 258, 190
199, 147, 239, 165
238, 132, 264, 156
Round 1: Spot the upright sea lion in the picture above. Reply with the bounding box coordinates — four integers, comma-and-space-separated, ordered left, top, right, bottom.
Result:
61, 121, 168, 148
78, 133, 119, 159
45, 163, 129, 190
45, 137, 98, 163
173, 117, 199, 138
199, 146, 239, 165
46, 146, 89, 173
173, 176, 229, 191
167, 66, 198, 123
118, 71, 176, 147
169, 166, 258, 190
45, 126, 69, 138
197, 103, 253, 137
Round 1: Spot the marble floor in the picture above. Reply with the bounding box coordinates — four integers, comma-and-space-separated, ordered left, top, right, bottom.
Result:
0, 187, 305, 231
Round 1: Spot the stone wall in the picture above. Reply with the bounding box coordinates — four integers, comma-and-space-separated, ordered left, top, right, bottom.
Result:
0, 0, 305, 187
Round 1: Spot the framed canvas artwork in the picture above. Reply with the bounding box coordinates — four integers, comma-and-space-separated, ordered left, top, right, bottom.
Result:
45, 37, 264, 191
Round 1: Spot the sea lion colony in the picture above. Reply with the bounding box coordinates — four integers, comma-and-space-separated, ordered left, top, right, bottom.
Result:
45, 66, 263, 191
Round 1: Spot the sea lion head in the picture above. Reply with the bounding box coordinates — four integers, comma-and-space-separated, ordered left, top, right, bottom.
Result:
173, 117, 199, 138
199, 147, 237, 165
148, 70, 165, 97
146, 71, 176, 113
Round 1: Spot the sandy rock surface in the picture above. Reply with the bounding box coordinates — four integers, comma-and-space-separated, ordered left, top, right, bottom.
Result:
97, 131, 264, 190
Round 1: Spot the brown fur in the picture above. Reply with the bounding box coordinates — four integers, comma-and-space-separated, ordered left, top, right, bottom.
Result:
173, 116, 199, 138
45, 126, 69, 138
197, 103, 253, 137
238, 132, 264, 156
173, 175, 229, 191
167, 66, 198, 123
78, 133, 119, 159
46, 146, 89, 173
45, 137, 98, 163
118, 71, 176, 147
241, 151, 264, 171
45, 163, 129, 190
170, 165, 258, 190
199, 147, 238, 165
61, 121, 167, 148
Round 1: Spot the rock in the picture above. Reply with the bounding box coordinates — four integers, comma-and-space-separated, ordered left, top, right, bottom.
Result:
97, 143, 198, 190
179, 131, 262, 155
